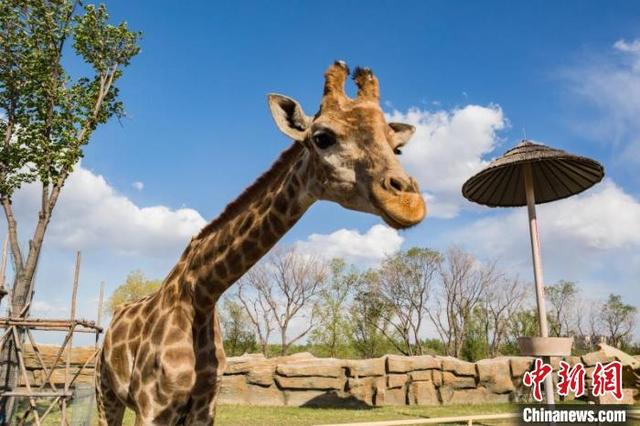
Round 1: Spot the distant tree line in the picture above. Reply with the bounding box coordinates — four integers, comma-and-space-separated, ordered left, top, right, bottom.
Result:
109, 246, 639, 361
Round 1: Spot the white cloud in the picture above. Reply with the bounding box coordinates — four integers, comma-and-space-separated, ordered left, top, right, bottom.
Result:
30, 300, 67, 316
539, 181, 640, 250
295, 224, 404, 266
132, 181, 144, 191
12, 165, 206, 257
387, 105, 506, 218
563, 38, 640, 161
452, 179, 640, 303
457, 180, 640, 253
614, 39, 640, 55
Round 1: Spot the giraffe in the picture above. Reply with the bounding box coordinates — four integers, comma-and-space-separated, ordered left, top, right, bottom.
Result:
96, 61, 427, 425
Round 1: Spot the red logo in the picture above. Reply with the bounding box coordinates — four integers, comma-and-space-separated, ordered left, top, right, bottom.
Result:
522, 359, 623, 401
523, 358, 553, 402
557, 360, 586, 397
592, 361, 623, 400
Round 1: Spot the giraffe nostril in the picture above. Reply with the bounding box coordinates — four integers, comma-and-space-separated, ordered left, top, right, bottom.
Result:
385, 176, 411, 193
389, 177, 404, 192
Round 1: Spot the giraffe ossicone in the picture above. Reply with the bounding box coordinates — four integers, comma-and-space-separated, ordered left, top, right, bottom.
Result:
96, 61, 426, 425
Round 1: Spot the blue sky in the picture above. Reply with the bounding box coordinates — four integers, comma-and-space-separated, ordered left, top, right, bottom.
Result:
4, 1, 640, 344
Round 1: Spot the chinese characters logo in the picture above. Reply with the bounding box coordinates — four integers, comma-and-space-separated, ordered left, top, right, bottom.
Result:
522, 359, 622, 402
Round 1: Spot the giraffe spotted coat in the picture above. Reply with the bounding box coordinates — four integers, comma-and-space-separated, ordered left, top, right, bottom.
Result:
96, 61, 426, 425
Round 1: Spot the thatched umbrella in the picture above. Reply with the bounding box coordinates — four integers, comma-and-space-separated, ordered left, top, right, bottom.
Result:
462, 140, 604, 404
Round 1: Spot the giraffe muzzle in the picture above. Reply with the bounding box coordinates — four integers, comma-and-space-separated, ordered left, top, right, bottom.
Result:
371, 182, 426, 229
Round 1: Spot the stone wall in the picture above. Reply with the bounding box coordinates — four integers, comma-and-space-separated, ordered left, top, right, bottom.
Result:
218, 348, 640, 407
22, 344, 639, 407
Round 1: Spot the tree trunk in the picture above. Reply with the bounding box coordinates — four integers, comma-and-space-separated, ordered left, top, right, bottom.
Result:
0, 275, 31, 424
0, 199, 52, 424
280, 329, 287, 356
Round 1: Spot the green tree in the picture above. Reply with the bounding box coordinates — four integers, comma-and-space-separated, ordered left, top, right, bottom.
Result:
599, 294, 637, 349
501, 309, 539, 355
479, 276, 529, 357
545, 280, 578, 337
421, 338, 446, 355
309, 258, 357, 358
108, 271, 161, 314
221, 298, 257, 356
460, 305, 489, 361
374, 247, 441, 356
347, 271, 396, 358
429, 247, 496, 358
0, 2, 139, 417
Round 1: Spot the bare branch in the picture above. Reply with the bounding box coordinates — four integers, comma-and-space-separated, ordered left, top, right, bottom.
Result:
237, 282, 273, 355
482, 276, 529, 356
238, 247, 326, 355
429, 246, 496, 357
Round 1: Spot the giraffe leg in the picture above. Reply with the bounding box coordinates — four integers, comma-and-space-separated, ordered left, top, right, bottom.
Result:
135, 362, 196, 424
185, 312, 226, 425
208, 375, 225, 425
97, 397, 125, 426
181, 369, 225, 425
95, 374, 126, 425
184, 392, 213, 424
95, 351, 127, 426
134, 392, 191, 425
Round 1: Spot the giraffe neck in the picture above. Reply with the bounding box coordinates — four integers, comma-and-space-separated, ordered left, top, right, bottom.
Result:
161, 142, 315, 312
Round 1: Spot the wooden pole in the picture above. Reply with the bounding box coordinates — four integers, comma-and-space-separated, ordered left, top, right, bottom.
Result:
97, 282, 104, 328
10, 327, 41, 425
25, 329, 57, 391
317, 413, 522, 426
69, 252, 80, 322
96, 282, 104, 349
85, 281, 105, 423
523, 164, 554, 406
62, 251, 81, 425
37, 331, 73, 391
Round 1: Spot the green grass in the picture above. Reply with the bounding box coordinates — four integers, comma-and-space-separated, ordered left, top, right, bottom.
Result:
19, 403, 518, 425
216, 404, 517, 425
19, 402, 640, 426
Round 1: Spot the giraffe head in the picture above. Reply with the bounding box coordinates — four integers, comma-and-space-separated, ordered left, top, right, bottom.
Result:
268, 61, 426, 229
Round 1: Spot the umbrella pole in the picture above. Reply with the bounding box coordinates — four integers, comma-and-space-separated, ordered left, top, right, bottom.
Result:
523, 163, 555, 406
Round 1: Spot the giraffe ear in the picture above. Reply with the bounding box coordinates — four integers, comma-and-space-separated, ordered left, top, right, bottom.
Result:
389, 122, 416, 147
268, 94, 310, 141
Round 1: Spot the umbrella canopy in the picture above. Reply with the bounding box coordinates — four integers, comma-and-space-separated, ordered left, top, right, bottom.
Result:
461, 139, 605, 406
462, 140, 605, 207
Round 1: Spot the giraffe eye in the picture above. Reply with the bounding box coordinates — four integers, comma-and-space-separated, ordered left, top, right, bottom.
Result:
312, 131, 336, 150
394, 147, 403, 155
